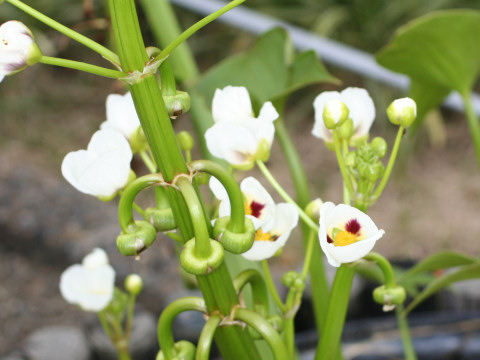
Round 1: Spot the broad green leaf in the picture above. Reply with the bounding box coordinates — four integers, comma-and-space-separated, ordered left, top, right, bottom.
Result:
376, 10, 480, 120
398, 250, 476, 282
405, 262, 480, 314
195, 27, 338, 110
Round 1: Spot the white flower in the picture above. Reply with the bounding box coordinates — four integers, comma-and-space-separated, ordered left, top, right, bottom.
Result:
61, 128, 133, 199
242, 203, 299, 261
100, 92, 141, 140
59, 248, 115, 312
0, 21, 41, 81
312, 87, 375, 143
209, 176, 276, 230
319, 202, 385, 267
205, 86, 279, 168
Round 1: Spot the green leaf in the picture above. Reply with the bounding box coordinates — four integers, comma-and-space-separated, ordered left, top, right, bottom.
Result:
376, 10, 480, 120
398, 250, 476, 283
405, 261, 480, 314
195, 28, 338, 110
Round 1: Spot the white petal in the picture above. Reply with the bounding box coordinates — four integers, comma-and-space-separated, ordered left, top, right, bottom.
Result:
205, 123, 258, 166
82, 248, 109, 269
103, 92, 140, 139
212, 86, 253, 123
340, 87, 375, 138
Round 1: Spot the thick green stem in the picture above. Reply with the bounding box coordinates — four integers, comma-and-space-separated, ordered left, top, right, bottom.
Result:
6, 0, 119, 65
314, 265, 355, 360
233, 308, 288, 360
39, 56, 125, 78
462, 91, 480, 169
396, 305, 418, 360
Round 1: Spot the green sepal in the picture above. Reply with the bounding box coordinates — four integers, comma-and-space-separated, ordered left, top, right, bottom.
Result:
145, 207, 177, 232
180, 238, 224, 275
156, 340, 196, 360
116, 220, 157, 256
213, 216, 255, 254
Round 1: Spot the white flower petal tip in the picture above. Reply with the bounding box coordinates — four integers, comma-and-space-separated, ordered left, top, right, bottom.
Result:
313, 87, 375, 143
61, 129, 133, 198
206, 86, 278, 166
101, 92, 141, 139
0, 21, 41, 78
242, 203, 299, 261
319, 202, 384, 267
59, 248, 115, 312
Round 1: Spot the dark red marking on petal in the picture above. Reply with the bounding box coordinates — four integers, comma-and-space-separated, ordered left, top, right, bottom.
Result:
345, 219, 361, 235
250, 200, 266, 218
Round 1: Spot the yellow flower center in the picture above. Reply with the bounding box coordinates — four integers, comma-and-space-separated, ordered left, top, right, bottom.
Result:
255, 229, 279, 242
333, 230, 359, 247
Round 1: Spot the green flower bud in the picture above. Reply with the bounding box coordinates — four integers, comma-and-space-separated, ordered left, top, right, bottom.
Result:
373, 285, 407, 312
156, 340, 196, 360
305, 198, 324, 223
180, 238, 224, 275
145, 207, 176, 232
163, 90, 191, 119
371, 137, 388, 158
116, 220, 157, 257
323, 99, 349, 129
212, 216, 255, 254
337, 118, 354, 140
125, 274, 143, 296
387, 97, 417, 128
177, 131, 194, 152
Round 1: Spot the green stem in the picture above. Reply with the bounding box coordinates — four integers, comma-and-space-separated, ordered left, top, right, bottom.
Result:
157, 296, 206, 358
363, 252, 396, 288
196, 314, 222, 360
372, 125, 404, 199
38, 56, 125, 78
462, 91, 480, 169
396, 305, 418, 360
176, 176, 212, 258
261, 260, 286, 314
233, 308, 288, 360
6, 0, 119, 65
314, 265, 355, 360
256, 160, 318, 233
233, 269, 270, 316
190, 160, 245, 233
118, 174, 164, 232
156, 0, 246, 62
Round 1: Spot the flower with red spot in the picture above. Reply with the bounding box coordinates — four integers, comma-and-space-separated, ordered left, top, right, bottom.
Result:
319, 202, 385, 267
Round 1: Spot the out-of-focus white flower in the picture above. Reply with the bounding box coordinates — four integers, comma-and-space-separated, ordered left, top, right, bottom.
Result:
0, 21, 41, 82
319, 202, 385, 267
209, 176, 276, 230
242, 203, 299, 261
312, 87, 375, 143
100, 92, 141, 140
205, 86, 279, 169
61, 129, 133, 199
59, 248, 115, 312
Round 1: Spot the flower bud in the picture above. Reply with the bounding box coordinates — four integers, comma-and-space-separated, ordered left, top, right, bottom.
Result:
387, 97, 417, 128
177, 131, 194, 152
305, 198, 324, 222
371, 137, 388, 158
212, 216, 255, 254
323, 99, 349, 129
373, 285, 407, 312
179, 238, 224, 275
125, 274, 143, 296
163, 90, 191, 119
145, 207, 177, 232
116, 220, 157, 257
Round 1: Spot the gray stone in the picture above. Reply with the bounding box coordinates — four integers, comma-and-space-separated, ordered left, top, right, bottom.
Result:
24, 326, 90, 360
89, 310, 157, 360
